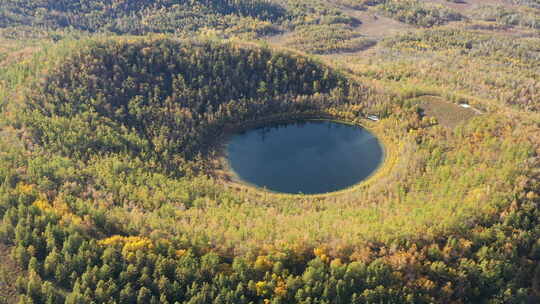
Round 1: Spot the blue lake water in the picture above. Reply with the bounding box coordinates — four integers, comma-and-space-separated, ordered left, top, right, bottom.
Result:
226, 120, 384, 194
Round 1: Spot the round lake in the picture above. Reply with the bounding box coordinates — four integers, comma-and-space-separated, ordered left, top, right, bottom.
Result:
226, 120, 384, 194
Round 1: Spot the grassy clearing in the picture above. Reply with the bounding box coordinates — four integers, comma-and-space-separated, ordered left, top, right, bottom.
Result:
415, 95, 478, 128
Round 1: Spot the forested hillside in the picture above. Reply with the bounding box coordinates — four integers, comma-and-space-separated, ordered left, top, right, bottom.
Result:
25, 39, 352, 173
0, 0, 539, 303
0, 0, 285, 34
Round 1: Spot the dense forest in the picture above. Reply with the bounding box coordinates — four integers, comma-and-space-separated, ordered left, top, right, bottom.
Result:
378, 0, 463, 27
0, 0, 539, 303
24, 39, 355, 174
0, 0, 286, 33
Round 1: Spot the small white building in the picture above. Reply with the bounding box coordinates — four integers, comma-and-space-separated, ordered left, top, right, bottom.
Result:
367, 115, 380, 121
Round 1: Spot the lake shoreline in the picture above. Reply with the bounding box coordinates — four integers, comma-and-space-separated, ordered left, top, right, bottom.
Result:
208, 111, 393, 198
